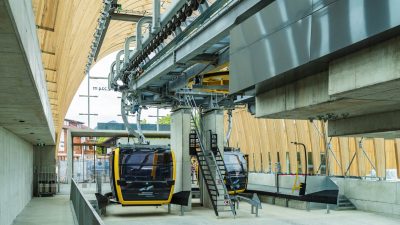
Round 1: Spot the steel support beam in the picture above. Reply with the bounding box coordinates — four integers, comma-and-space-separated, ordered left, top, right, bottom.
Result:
133, 0, 273, 90
110, 12, 144, 22
93, 0, 118, 61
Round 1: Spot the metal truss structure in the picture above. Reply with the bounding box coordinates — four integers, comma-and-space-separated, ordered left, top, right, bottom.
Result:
101, 0, 272, 142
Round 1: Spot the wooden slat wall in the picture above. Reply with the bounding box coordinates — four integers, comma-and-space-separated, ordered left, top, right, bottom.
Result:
225, 108, 399, 178
284, 120, 298, 174
338, 137, 349, 175
395, 139, 400, 178
373, 138, 386, 177
348, 138, 359, 176
31, 0, 172, 138
308, 122, 321, 174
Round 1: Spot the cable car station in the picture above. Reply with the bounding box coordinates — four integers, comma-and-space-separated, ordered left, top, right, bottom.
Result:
1, 0, 400, 225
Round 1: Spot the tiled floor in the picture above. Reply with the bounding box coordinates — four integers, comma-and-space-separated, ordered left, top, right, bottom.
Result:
102, 201, 400, 225
12, 195, 74, 225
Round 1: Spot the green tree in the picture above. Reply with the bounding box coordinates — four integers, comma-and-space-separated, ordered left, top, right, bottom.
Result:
158, 114, 171, 125
96, 137, 109, 155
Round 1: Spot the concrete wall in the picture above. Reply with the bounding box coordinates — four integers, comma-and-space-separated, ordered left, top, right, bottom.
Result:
329, 36, 400, 98
33, 145, 56, 196
332, 178, 400, 216
0, 127, 33, 225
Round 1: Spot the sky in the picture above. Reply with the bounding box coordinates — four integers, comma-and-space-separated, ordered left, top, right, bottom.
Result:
66, 52, 171, 129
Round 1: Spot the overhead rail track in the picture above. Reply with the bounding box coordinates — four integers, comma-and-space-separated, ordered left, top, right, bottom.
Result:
130, 0, 272, 91
107, 0, 274, 107
84, 0, 153, 71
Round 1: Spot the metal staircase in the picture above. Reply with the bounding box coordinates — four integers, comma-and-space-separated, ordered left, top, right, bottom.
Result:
209, 132, 239, 195
186, 95, 236, 217
336, 195, 356, 210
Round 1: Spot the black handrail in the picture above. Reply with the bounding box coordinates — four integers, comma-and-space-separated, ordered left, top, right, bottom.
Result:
291, 142, 308, 195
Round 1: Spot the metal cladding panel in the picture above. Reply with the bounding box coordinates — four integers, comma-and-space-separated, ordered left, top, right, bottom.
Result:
230, 0, 400, 94
230, 0, 313, 54
311, 0, 400, 60
311, 0, 339, 12
230, 15, 312, 93
305, 176, 338, 195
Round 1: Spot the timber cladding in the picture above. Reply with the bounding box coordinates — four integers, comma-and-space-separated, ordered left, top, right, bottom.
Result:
31, 0, 173, 134
225, 108, 400, 179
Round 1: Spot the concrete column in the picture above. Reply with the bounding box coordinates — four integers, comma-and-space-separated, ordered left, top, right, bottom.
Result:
67, 129, 73, 183
202, 110, 224, 152
201, 109, 224, 209
170, 108, 192, 211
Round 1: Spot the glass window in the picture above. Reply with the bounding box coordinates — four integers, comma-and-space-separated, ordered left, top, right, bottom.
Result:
268, 152, 272, 173
297, 152, 302, 173
286, 152, 290, 174
224, 153, 247, 173
117, 148, 174, 202
320, 153, 326, 175
121, 152, 154, 180
307, 152, 314, 174
119, 149, 173, 181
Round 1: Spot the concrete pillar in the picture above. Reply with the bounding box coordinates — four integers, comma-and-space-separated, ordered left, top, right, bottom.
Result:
170, 108, 192, 211
67, 129, 73, 183
201, 109, 224, 208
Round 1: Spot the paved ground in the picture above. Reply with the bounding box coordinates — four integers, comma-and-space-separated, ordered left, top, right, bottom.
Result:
12, 183, 108, 225
102, 201, 400, 225
12, 183, 400, 225
12, 194, 74, 225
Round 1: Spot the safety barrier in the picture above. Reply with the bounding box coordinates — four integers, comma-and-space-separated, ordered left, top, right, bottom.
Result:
70, 178, 105, 225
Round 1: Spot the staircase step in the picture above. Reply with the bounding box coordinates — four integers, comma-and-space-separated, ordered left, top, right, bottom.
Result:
336, 206, 356, 210
338, 203, 354, 207
188, 123, 234, 217
338, 202, 353, 206
336, 195, 356, 210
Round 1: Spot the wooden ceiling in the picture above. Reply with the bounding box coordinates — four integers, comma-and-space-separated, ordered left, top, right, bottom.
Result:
31, 0, 171, 136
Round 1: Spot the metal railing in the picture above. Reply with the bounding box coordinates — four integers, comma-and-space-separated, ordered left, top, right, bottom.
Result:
70, 178, 105, 225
